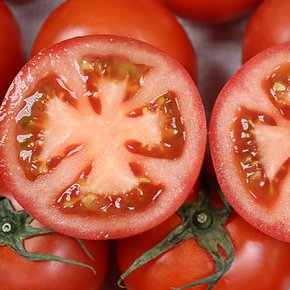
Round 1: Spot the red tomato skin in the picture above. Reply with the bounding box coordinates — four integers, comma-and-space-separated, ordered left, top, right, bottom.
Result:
0, 2, 25, 101
242, 0, 290, 63
0, 236, 110, 290
162, 0, 263, 24
0, 190, 110, 290
31, 0, 196, 80
116, 211, 290, 290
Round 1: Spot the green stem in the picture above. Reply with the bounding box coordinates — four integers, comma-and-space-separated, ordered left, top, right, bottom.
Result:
118, 187, 235, 289
0, 195, 96, 274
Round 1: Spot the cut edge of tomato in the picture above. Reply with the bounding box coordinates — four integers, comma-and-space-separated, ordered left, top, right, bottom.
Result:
0, 35, 207, 240
210, 41, 290, 243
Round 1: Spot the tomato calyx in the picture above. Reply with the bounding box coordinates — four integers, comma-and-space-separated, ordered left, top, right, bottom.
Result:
118, 185, 234, 290
0, 195, 96, 273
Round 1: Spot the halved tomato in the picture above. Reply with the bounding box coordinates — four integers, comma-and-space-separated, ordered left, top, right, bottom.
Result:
0, 35, 206, 240
210, 42, 290, 242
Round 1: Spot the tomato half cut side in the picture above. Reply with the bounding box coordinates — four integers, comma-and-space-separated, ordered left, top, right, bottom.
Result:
210, 42, 290, 243
0, 35, 206, 240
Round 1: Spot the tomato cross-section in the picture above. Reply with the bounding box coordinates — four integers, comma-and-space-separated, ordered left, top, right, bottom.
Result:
0, 36, 206, 239
210, 42, 290, 242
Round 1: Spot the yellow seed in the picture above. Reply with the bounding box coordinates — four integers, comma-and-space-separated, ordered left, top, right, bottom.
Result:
142, 107, 149, 115
249, 171, 262, 183
156, 96, 165, 107
80, 59, 94, 71
38, 163, 48, 174
59, 91, 65, 100
139, 177, 151, 184
147, 144, 152, 151
94, 61, 103, 73
82, 194, 97, 207
273, 82, 286, 92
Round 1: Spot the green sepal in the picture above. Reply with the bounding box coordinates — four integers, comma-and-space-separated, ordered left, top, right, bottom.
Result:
0, 196, 96, 274
118, 189, 234, 289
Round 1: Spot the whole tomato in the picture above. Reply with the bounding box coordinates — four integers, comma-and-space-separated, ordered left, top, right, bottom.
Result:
242, 0, 290, 62
31, 0, 196, 79
162, 0, 263, 23
0, 183, 110, 290
0, 2, 25, 101
116, 189, 290, 289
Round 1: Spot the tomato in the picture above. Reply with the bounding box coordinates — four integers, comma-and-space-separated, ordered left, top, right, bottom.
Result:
0, 2, 25, 101
31, 0, 197, 80
210, 42, 290, 242
116, 190, 290, 289
0, 35, 206, 240
0, 183, 109, 290
161, 0, 263, 24
242, 0, 290, 63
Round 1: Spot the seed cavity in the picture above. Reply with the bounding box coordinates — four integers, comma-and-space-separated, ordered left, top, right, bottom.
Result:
264, 63, 290, 119
231, 106, 290, 207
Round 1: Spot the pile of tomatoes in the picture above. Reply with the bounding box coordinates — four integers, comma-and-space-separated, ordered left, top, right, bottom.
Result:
0, 0, 289, 289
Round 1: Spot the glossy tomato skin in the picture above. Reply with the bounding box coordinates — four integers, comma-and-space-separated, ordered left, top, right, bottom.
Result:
0, 189, 110, 290
31, 0, 196, 80
0, 2, 25, 101
0, 35, 206, 240
162, 0, 262, 24
242, 0, 290, 63
210, 42, 290, 242
116, 209, 290, 290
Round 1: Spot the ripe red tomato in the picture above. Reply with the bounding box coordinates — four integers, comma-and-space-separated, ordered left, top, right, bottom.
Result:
0, 35, 206, 240
0, 2, 25, 101
161, 0, 263, 24
242, 0, 290, 63
116, 194, 290, 289
31, 0, 197, 80
0, 184, 110, 290
210, 42, 290, 242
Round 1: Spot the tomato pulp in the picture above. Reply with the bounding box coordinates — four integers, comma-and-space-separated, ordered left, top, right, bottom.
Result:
0, 35, 206, 240
31, 0, 197, 80
210, 42, 290, 242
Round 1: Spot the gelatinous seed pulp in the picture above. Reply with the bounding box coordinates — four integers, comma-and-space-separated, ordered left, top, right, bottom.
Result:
126, 91, 185, 159
16, 76, 77, 181
231, 106, 290, 207
264, 63, 290, 119
55, 163, 164, 217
